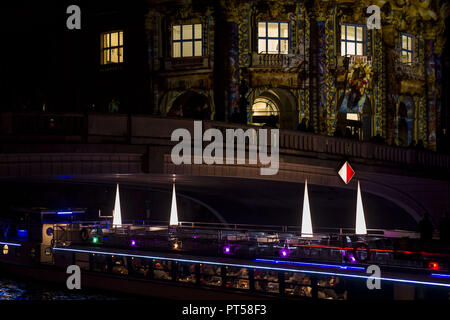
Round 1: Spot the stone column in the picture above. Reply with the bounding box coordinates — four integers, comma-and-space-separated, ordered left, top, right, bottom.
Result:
425, 39, 437, 150
145, 10, 162, 115
225, 20, 240, 121
222, 1, 250, 123
372, 28, 386, 138
316, 19, 327, 135
324, 6, 337, 136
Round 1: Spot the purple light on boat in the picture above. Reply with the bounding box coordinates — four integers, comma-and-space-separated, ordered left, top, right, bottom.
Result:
193, 236, 199, 239
279, 248, 290, 258
223, 246, 231, 254
130, 240, 136, 247
342, 250, 357, 264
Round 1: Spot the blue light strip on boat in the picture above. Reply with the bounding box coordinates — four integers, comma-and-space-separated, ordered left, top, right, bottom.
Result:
0, 241, 22, 247
255, 258, 366, 271
52, 247, 450, 288
431, 273, 450, 279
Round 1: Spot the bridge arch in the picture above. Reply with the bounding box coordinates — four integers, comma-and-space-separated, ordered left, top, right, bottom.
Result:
164, 160, 447, 226
356, 179, 425, 224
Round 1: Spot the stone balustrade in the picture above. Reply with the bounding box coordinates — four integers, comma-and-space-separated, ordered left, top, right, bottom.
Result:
0, 112, 449, 172
252, 53, 284, 68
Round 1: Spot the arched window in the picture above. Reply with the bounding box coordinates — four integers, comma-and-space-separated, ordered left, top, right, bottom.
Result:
167, 91, 211, 120
252, 97, 279, 117
250, 97, 280, 127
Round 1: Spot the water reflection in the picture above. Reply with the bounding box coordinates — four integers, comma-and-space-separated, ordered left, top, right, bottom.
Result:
0, 277, 120, 300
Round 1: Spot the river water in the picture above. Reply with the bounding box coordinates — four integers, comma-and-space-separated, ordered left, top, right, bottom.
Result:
0, 275, 124, 300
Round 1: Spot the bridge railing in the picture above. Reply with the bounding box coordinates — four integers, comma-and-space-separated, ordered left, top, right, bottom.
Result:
0, 112, 86, 137
1, 112, 449, 171
212, 121, 450, 171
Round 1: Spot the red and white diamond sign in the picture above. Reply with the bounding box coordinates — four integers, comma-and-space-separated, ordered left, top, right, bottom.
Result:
338, 161, 355, 184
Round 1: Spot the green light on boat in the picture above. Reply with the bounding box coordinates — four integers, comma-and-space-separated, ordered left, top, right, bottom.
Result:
92, 236, 99, 244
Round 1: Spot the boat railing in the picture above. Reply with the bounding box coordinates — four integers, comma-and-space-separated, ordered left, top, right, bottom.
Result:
0, 220, 447, 272
99, 219, 401, 237
0, 219, 417, 244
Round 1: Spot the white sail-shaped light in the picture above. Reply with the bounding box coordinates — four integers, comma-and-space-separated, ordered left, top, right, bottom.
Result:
169, 183, 179, 226
355, 180, 367, 235
301, 180, 313, 237
113, 184, 122, 226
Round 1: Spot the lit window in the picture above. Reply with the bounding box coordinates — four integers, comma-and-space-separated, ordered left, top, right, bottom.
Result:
258, 22, 289, 54
173, 24, 202, 58
401, 34, 413, 64
341, 24, 365, 56
100, 31, 124, 64
346, 113, 359, 121
3, 245, 8, 255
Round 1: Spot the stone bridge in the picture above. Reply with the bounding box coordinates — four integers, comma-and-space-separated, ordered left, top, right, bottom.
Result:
0, 112, 449, 223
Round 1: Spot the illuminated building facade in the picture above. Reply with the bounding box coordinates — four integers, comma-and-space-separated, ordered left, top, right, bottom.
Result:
145, 0, 449, 151
1, 0, 449, 151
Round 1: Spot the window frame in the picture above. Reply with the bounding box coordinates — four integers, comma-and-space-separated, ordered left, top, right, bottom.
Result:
100, 30, 124, 65
257, 21, 290, 54
401, 33, 414, 65
172, 23, 203, 58
340, 24, 366, 56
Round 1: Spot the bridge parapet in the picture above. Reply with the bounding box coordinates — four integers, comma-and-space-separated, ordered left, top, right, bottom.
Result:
1, 112, 449, 173
211, 122, 450, 172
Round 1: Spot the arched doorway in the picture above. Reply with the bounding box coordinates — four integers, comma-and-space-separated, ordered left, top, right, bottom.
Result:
167, 91, 211, 120
249, 88, 297, 129
249, 96, 280, 127
336, 99, 372, 140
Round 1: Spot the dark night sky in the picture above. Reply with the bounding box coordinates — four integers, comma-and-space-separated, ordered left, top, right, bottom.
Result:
0, 0, 150, 113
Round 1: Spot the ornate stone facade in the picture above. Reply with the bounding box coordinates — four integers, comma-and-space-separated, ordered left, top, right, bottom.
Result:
146, 0, 447, 151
